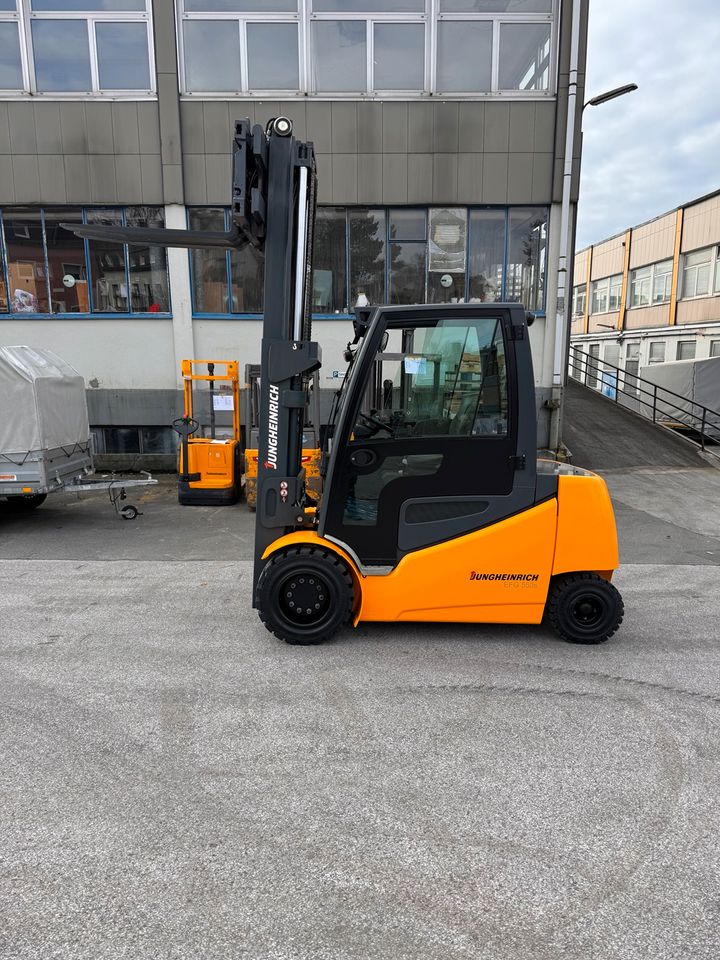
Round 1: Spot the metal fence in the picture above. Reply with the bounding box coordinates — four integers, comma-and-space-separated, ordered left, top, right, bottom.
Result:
568, 345, 720, 451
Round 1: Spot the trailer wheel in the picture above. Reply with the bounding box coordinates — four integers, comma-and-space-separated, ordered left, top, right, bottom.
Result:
0, 493, 47, 513
256, 546, 354, 645
546, 573, 624, 645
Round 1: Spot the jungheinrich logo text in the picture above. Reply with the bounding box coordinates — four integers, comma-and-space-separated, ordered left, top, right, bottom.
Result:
265, 383, 279, 470
469, 572, 539, 582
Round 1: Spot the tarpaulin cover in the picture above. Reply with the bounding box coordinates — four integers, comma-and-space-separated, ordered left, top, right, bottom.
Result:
0, 345, 90, 454
640, 356, 720, 425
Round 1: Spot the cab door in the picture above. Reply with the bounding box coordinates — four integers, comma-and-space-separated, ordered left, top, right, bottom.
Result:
320, 305, 536, 567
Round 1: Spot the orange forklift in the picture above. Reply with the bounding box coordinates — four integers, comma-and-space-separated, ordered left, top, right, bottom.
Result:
66, 117, 624, 647
174, 359, 242, 506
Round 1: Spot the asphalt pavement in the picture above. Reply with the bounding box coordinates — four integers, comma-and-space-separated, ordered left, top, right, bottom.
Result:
2, 465, 720, 960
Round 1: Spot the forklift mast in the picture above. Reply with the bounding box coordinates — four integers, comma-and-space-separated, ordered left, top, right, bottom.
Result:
248, 122, 320, 590
65, 116, 320, 588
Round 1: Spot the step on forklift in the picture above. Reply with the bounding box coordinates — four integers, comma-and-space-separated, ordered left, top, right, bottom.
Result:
242, 363, 322, 512
174, 359, 242, 506
66, 117, 624, 647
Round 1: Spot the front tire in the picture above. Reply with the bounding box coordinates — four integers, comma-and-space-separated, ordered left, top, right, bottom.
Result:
546, 572, 624, 645
256, 546, 354, 645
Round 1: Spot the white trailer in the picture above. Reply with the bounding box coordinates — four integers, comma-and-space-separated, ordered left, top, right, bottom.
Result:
0, 345, 155, 518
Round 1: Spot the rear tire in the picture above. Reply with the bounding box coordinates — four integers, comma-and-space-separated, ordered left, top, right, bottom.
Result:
0, 493, 47, 513
546, 572, 623, 645
256, 546, 354, 645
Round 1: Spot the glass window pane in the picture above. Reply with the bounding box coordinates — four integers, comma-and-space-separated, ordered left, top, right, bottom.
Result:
695, 263, 710, 296
104, 427, 140, 454
468, 209, 505, 303
373, 23, 424, 90
312, 207, 346, 313
247, 22, 298, 90
183, 20, 241, 92
0, 274, 7, 312
649, 342, 665, 362
189, 208, 229, 313
141, 427, 176, 454
715, 257, 720, 293
86, 209, 127, 313
441, 1, 550, 9
352, 317, 508, 447
0, 0, 17, 8
96, 22, 150, 90
437, 21, 491, 93
313, 0, 423, 10
3, 209, 49, 313
32, 0, 145, 8
390, 241, 426, 304
709, 340, 720, 358
349, 209, 385, 306
677, 341, 695, 361
428, 208, 466, 303
184, 0, 296, 9
499, 23, 551, 91
312, 20, 366, 93
506, 208, 546, 310
31, 20, 92, 92
43, 209, 89, 314
684, 248, 711, 266
652, 261, 672, 303
230, 245, 263, 313
0, 22, 23, 90
125, 206, 169, 312
389, 209, 426, 241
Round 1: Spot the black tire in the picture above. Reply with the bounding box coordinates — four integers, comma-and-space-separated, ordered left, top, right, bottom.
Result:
0, 493, 47, 513
256, 546, 354, 645
546, 572, 624, 645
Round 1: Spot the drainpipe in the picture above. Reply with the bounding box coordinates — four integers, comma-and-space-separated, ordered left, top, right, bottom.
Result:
548, 0, 583, 454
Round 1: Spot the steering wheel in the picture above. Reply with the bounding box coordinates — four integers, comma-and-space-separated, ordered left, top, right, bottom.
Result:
172, 415, 199, 438
357, 411, 393, 435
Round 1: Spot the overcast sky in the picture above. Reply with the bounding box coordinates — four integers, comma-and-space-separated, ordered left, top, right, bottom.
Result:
576, 0, 720, 249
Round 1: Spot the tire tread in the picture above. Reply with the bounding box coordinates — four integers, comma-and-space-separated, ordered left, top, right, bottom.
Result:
546, 572, 624, 645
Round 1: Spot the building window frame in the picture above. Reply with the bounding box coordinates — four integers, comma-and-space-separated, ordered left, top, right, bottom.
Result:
680, 245, 719, 301
0, 204, 171, 318
628, 258, 673, 308
590, 273, 622, 315
648, 341, 666, 364
0, 0, 156, 98
571, 282, 586, 317
676, 339, 696, 361
177, 0, 558, 99
187, 202, 549, 319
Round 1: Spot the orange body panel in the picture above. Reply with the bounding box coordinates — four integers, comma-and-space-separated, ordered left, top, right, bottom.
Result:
179, 438, 239, 490
552, 474, 619, 578
263, 472, 619, 626
264, 500, 558, 625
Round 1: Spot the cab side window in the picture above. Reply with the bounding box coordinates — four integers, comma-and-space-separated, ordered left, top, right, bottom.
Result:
353, 316, 508, 440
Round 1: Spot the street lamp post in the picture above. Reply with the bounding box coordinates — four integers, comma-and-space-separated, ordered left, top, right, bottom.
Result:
548, 1, 637, 455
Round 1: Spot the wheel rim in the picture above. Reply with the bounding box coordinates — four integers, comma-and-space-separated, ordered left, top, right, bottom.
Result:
570, 592, 605, 629
277, 570, 331, 627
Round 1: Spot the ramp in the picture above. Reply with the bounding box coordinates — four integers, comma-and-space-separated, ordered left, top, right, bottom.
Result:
562, 380, 707, 471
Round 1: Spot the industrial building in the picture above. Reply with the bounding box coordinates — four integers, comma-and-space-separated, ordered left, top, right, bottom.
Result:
0, 0, 587, 459
571, 189, 720, 380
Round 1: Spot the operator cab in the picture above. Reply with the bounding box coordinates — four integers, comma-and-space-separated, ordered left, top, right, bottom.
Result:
319, 303, 537, 568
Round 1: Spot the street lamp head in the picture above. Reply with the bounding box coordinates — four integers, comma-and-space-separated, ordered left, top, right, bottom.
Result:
585, 83, 638, 108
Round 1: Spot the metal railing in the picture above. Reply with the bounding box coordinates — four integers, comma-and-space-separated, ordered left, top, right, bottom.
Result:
568, 346, 720, 452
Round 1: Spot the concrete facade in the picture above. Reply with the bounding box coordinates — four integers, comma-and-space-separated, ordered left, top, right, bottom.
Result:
0, 0, 588, 457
